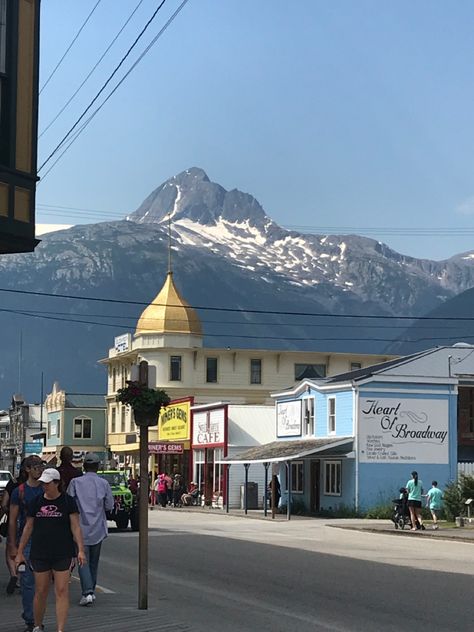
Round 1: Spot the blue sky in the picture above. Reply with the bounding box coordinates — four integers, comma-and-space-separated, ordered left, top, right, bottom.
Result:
36, 0, 474, 260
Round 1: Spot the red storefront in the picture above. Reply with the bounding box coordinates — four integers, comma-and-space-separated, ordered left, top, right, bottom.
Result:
191, 403, 228, 506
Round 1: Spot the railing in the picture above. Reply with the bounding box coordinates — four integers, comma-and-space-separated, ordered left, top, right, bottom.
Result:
458, 462, 474, 477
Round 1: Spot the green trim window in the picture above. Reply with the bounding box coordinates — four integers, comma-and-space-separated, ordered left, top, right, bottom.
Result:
206, 357, 218, 383
170, 355, 182, 381
74, 416, 92, 440
250, 359, 262, 384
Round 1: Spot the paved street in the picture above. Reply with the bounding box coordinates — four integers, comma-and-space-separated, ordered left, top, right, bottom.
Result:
2, 512, 474, 631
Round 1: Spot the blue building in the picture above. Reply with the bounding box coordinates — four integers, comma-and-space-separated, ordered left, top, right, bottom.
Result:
226, 345, 474, 513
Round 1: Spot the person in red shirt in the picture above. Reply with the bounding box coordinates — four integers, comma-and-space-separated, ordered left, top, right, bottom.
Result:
57, 447, 82, 489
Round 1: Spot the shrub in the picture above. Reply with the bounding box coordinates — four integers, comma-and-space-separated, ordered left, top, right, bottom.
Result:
317, 504, 362, 518
279, 498, 306, 515
443, 479, 464, 520
365, 504, 392, 519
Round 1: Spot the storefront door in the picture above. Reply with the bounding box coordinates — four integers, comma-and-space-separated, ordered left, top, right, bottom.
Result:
310, 460, 320, 513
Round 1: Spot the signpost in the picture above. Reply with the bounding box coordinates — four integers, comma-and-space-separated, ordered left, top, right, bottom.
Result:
24, 441, 42, 454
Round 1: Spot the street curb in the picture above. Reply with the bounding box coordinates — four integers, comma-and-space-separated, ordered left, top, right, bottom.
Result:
329, 524, 474, 544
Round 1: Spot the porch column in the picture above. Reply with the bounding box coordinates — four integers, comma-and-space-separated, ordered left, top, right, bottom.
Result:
286, 460, 292, 521
263, 462, 269, 517
226, 464, 230, 513
244, 463, 250, 515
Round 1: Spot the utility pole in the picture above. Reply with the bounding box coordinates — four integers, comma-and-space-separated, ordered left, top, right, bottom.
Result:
138, 360, 149, 610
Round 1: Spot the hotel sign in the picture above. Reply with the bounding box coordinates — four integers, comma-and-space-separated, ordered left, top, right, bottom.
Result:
358, 397, 449, 464
158, 399, 191, 441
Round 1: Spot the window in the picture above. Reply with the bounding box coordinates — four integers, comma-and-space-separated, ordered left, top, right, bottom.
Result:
121, 407, 126, 433
206, 357, 218, 383
351, 362, 362, 371
121, 365, 126, 388
0, 0, 6, 74
290, 461, 304, 493
170, 356, 182, 381
111, 407, 116, 433
250, 359, 262, 384
57, 418, 60, 439
328, 398, 336, 434
74, 417, 92, 439
303, 398, 315, 435
324, 461, 341, 496
0, 0, 8, 164
294, 363, 326, 381
112, 368, 117, 392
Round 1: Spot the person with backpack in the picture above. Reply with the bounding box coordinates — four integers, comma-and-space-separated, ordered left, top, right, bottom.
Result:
155, 473, 168, 508
8, 455, 45, 632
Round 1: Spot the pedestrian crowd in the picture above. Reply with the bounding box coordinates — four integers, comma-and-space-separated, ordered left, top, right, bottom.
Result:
0, 448, 113, 632
150, 472, 201, 508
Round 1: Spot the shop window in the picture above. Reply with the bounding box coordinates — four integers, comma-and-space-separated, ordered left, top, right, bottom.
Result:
290, 461, 304, 493
324, 461, 341, 496
111, 407, 116, 433
194, 449, 205, 492
303, 397, 315, 435
350, 362, 362, 371
170, 356, 182, 381
206, 357, 218, 383
250, 358, 262, 384
74, 417, 92, 440
328, 397, 336, 434
295, 363, 326, 381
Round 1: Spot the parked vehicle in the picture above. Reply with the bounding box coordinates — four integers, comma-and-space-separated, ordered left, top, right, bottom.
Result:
97, 470, 139, 531
0, 470, 13, 499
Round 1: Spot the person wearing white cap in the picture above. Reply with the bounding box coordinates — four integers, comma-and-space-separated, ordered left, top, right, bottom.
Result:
15, 468, 86, 632
67, 452, 114, 606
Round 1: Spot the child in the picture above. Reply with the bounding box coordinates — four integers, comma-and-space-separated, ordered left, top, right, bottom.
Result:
426, 481, 443, 529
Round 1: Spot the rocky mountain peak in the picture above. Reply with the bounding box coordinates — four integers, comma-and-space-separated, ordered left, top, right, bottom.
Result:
127, 167, 270, 228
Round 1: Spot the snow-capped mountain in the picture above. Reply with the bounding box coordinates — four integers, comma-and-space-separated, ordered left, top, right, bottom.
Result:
127, 167, 474, 315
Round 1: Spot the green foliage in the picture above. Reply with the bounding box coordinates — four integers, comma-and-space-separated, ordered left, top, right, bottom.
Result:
441, 475, 474, 520
279, 498, 307, 515
317, 504, 363, 518
116, 380, 170, 413
365, 504, 393, 519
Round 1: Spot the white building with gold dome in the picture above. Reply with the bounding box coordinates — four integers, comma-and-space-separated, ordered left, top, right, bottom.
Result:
101, 270, 394, 478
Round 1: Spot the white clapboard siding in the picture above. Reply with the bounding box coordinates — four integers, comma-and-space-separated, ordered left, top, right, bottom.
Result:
458, 462, 474, 477
227, 447, 270, 508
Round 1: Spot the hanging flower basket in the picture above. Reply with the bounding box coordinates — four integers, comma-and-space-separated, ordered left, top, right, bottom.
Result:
116, 381, 170, 427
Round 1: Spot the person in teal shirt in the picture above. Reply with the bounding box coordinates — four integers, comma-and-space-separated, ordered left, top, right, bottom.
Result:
426, 481, 443, 529
406, 471, 425, 531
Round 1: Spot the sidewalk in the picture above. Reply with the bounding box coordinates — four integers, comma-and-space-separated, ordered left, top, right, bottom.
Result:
0, 540, 190, 632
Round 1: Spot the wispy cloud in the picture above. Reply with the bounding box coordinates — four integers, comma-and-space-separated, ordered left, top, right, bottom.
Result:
456, 196, 474, 215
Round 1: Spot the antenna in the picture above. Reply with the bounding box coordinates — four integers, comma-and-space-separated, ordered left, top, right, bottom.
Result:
167, 213, 172, 274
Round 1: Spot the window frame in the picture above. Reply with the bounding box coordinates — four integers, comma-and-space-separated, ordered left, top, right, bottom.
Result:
206, 357, 218, 383
111, 407, 116, 434
302, 397, 315, 436
170, 355, 182, 381
350, 362, 362, 371
324, 460, 342, 496
290, 460, 304, 494
73, 416, 92, 440
250, 358, 262, 384
328, 397, 336, 435
294, 363, 327, 381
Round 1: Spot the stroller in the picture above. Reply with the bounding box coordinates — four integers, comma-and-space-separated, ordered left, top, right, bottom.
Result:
391, 487, 412, 530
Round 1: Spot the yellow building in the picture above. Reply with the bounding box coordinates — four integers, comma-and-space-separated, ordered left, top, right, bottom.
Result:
0, 0, 40, 253
100, 271, 395, 473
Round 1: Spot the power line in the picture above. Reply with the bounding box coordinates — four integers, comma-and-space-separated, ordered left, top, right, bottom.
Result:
39, 0, 169, 173
39, 0, 146, 138
0, 285, 474, 322
2, 307, 473, 345
40, 0, 103, 95
39, 0, 191, 183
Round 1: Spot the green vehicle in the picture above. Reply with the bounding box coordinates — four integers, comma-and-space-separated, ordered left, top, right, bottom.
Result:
97, 470, 139, 531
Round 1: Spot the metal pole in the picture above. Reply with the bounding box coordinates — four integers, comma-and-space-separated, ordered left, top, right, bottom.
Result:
138, 424, 149, 609
40, 372, 44, 432
264, 463, 269, 518
271, 467, 276, 520
226, 464, 230, 513
244, 463, 249, 515
287, 461, 292, 522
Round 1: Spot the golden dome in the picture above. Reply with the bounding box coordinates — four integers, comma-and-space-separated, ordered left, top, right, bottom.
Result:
135, 272, 202, 336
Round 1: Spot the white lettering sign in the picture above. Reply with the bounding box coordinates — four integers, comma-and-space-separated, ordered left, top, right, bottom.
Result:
276, 400, 302, 438
114, 334, 130, 353
358, 397, 449, 464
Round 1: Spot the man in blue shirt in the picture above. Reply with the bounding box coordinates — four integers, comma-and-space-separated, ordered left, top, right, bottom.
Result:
67, 452, 114, 606
426, 480, 443, 530
8, 455, 44, 632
